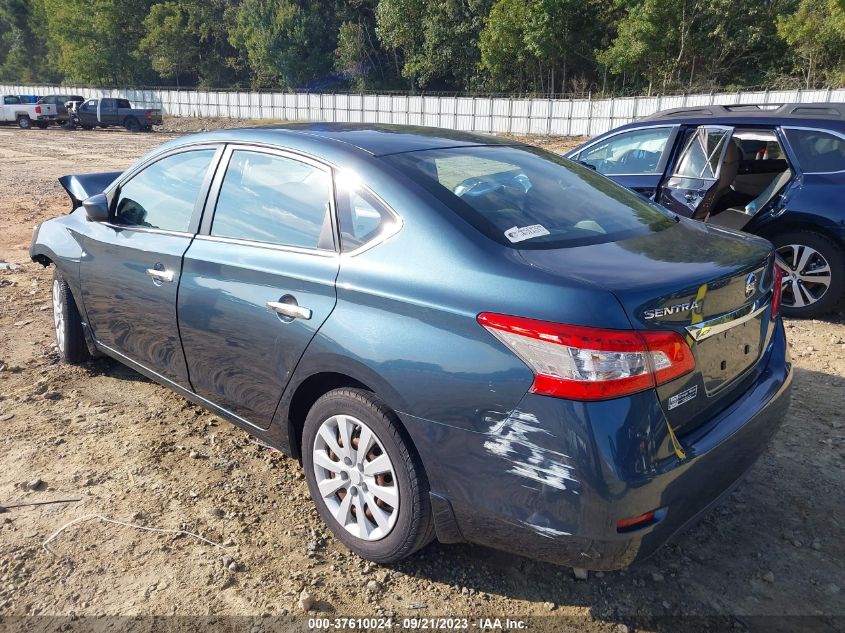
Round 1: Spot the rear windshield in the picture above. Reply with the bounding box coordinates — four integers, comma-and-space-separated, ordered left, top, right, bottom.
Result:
385, 145, 675, 249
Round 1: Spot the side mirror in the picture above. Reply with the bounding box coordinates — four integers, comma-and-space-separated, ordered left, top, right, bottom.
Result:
82, 193, 110, 222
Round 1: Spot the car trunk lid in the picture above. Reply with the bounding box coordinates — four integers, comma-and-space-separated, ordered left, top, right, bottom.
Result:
518, 219, 778, 435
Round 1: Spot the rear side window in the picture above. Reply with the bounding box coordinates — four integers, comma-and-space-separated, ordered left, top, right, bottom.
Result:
674, 127, 730, 179
114, 150, 215, 232
211, 150, 333, 250
116, 99, 131, 109
784, 128, 845, 173
335, 174, 397, 251
386, 145, 674, 249
4, 96, 20, 105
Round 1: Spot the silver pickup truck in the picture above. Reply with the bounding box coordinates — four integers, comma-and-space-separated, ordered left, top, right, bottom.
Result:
1, 95, 58, 129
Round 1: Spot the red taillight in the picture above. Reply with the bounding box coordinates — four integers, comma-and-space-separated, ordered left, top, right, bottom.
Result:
477, 313, 695, 401
35, 105, 41, 114
771, 265, 784, 319
145, 110, 152, 119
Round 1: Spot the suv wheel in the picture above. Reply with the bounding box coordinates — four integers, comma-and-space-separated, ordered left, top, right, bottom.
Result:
773, 230, 844, 318
52, 269, 91, 363
17, 115, 31, 129
302, 388, 434, 563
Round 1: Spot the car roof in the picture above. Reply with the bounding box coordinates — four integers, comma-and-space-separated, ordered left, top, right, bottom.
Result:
165, 123, 521, 157
641, 102, 845, 124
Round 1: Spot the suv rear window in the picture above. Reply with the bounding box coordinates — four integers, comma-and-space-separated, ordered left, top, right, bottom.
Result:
784, 128, 845, 173
385, 145, 674, 249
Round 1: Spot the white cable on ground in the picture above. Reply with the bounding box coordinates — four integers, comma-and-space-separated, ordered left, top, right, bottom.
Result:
42, 513, 225, 555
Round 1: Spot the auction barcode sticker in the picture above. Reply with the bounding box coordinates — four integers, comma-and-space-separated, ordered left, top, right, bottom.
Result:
504, 224, 550, 243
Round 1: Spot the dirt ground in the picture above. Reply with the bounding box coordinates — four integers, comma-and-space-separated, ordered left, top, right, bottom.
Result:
0, 122, 843, 633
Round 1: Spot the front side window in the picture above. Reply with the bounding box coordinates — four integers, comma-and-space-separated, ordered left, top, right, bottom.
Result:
114, 150, 215, 232
784, 128, 845, 173
211, 150, 333, 250
386, 145, 674, 249
577, 127, 672, 175
4, 96, 20, 105
80, 100, 96, 112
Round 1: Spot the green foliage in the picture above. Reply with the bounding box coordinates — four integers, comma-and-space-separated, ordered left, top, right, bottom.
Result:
0, 0, 842, 93
41, 0, 155, 84
777, 0, 845, 88
377, 0, 492, 90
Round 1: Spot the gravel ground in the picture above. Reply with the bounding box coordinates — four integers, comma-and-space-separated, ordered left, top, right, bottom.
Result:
0, 123, 843, 632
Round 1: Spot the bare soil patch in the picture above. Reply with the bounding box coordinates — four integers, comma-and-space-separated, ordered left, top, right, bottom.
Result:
0, 125, 843, 631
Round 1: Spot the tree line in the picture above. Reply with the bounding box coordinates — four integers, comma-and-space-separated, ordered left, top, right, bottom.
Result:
1, 0, 843, 96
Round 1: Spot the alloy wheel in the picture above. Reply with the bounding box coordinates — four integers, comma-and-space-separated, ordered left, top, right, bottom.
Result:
312, 414, 399, 541
776, 244, 832, 309
52, 279, 65, 354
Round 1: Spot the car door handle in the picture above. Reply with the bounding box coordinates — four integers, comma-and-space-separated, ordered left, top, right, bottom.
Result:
146, 268, 174, 283
266, 301, 312, 320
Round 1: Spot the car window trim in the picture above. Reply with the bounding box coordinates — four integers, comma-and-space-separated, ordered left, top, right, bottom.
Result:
200, 142, 340, 255
105, 143, 225, 236
780, 125, 845, 175
571, 124, 679, 176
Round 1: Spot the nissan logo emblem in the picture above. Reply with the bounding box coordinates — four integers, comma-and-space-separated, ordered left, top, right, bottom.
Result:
745, 272, 757, 298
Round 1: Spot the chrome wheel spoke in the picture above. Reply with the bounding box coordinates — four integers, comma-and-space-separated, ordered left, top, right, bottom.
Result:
333, 489, 353, 526
364, 492, 391, 532
318, 476, 346, 498
336, 415, 355, 460
318, 425, 344, 459
313, 451, 343, 473
354, 498, 371, 538
369, 483, 398, 509
363, 453, 391, 476
356, 425, 374, 465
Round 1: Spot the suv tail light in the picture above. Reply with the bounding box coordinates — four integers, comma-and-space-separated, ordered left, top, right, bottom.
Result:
35, 105, 41, 114
477, 313, 695, 401
771, 265, 784, 319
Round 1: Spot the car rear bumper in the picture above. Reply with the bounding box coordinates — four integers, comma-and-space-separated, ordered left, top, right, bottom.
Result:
399, 320, 792, 569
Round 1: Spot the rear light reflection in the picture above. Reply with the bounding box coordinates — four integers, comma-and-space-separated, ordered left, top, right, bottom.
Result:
477, 313, 695, 401
771, 264, 784, 319
616, 510, 659, 533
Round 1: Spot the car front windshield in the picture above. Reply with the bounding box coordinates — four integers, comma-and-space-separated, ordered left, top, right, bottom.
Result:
385, 145, 675, 249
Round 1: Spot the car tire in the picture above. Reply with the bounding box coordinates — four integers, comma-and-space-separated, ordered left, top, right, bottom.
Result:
80, 124, 93, 130
302, 388, 435, 564
771, 230, 844, 318
17, 116, 31, 129
52, 269, 91, 364
124, 117, 140, 133
35, 121, 48, 129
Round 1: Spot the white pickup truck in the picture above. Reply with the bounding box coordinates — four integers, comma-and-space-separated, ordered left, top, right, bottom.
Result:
1, 95, 58, 129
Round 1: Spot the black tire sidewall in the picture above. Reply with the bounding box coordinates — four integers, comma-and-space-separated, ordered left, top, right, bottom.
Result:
302, 389, 429, 563
125, 118, 140, 132
17, 116, 31, 129
771, 230, 844, 318
52, 269, 89, 363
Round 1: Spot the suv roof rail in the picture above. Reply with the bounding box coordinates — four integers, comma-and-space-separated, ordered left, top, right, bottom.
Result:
642, 102, 845, 121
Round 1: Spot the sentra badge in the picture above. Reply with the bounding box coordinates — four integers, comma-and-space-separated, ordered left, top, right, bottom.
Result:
643, 300, 701, 320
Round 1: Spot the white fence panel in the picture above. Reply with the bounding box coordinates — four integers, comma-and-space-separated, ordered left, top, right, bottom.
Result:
2, 83, 843, 135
